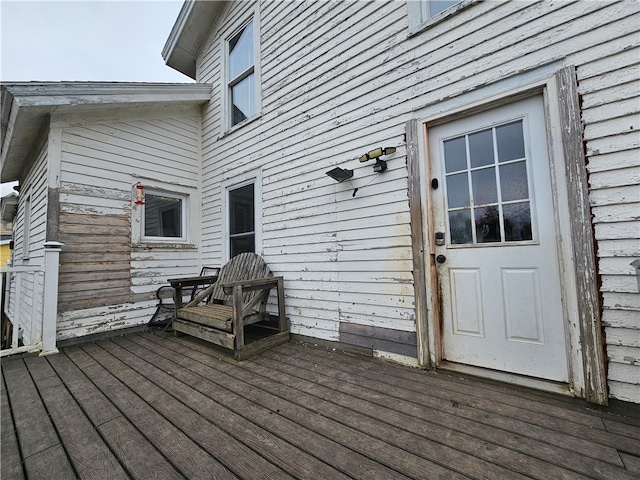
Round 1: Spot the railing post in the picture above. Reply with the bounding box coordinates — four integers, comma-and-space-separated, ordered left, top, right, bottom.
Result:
41, 241, 63, 356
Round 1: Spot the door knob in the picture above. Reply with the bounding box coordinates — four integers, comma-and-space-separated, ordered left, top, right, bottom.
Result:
436, 254, 446, 264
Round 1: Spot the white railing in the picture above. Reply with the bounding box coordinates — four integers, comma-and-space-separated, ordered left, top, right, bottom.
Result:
1, 241, 63, 357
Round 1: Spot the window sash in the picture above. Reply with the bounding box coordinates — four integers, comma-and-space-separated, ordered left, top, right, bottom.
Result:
228, 183, 255, 257
228, 20, 255, 127
142, 192, 186, 241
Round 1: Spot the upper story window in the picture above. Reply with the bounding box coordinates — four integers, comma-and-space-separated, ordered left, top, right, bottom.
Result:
228, 20, 255, 127
425, 1, 460, 18
143, 192, 187, 242
408, 0, 470, 35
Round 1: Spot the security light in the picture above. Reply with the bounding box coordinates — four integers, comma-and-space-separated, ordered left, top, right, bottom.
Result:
359, 146, 396, 173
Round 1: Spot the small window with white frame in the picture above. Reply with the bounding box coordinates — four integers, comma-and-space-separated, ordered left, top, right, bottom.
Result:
142, 191, 188, 242
228, 19, 256, 128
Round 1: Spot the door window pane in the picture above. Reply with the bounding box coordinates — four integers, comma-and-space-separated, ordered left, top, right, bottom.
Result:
496, 120, 525, 162
503, 202, 532, 241
446, 173, 470, 208
468, 129, 494, 168
500, 161, 529, 201
475, 206, 501, 243
444, 137, 467, 173
471, 167, 498, 205
449, 209, 472, 244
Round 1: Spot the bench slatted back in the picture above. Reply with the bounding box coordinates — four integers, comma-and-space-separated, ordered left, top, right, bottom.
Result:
209, 253, 272, 304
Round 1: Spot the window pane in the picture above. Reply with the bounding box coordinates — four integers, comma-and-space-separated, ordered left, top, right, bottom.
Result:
475, 206, 501, 243
230, 184, 254, 235
229, 21, 253, 80
496, 120, 525, 162
231, 74, 255, 125
145, 194, 182, 237
471, 167, 498, 205
500, 161, 529, 201
429, 0, 459, 17
443, 137, 467, 173
446, 173, 470, 209
449, 209, 472, 244
231, 234, 255, 258
468, 129, 494, 168
503, 202, 532, 241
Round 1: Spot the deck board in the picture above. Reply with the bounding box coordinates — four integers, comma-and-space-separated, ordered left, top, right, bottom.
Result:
2, 331, 639, 480
277, 342, 632, 464
1, 369, 24, 480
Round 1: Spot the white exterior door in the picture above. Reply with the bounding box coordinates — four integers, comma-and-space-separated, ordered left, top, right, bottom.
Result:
428, 96, 569, 382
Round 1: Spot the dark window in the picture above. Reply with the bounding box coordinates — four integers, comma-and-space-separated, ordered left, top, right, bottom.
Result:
229, 183, 254, 257
145, 193, 182, 238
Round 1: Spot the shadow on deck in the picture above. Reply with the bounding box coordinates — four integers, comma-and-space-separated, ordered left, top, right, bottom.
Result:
2, 331, 639, 479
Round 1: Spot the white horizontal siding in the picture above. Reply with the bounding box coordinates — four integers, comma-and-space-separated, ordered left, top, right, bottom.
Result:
55, 107, 203, 339
7, 139, 49, 345
196, 0, 639, 400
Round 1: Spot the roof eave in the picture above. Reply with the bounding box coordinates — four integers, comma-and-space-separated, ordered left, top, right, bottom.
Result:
162, 1, 225, 80
1, 82, 212, 182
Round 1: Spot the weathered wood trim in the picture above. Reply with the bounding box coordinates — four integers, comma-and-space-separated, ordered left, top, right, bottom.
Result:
339, 322, 417, 358
406, 119, 430, 366
46, 187, 59, 242
421, 122, 443, 366
556, 66, 608, 405
57, 212, 132, 313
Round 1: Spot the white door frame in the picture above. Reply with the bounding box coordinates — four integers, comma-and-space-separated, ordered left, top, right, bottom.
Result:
407, 66, 608, 404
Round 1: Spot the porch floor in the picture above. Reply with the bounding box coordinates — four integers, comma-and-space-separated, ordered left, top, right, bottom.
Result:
2, 331, 639, 480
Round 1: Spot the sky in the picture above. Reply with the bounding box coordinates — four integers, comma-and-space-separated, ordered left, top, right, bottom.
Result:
1, 0, 192, 194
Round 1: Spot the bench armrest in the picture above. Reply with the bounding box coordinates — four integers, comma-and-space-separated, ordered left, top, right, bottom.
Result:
167, 275, 219, 289
221, 276, 282, 295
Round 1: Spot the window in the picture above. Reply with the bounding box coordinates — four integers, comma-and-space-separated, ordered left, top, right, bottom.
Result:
228, 20, 255, 127
22, 193, 31, 259
442, 119, 534, 245
408, 0, 468, 34
228, 183, 255, 257
423, 0, 459, 18
143, 192, 186, 241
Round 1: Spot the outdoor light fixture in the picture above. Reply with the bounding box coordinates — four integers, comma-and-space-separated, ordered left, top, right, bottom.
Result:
359, 146, 396, 173
134, 182, 145, 205
326, 167, 354, 183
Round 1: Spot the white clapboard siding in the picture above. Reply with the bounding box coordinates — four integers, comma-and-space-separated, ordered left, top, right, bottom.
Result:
54, 108, 202, 339
6, 140, 49, 344
194, 0, 639, 399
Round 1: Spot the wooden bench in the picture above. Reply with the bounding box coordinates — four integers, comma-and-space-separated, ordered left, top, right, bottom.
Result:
148, 266, 219, 330
168, 253, 289, 359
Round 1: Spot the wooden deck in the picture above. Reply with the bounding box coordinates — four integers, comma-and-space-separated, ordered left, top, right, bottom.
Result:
2, 331, 639, 480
